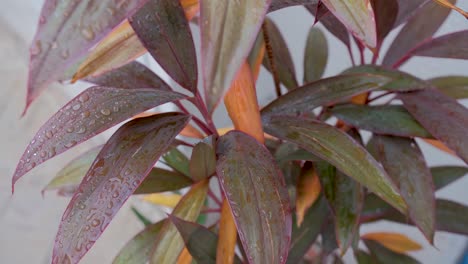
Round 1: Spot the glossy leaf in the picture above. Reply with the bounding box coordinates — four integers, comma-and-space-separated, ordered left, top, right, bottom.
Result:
409, 30, 468, 60
320, 0, 377, 48
262, 18, 298, 90
364, 239, 421, 264
303, 28, 328, 83
263, 116, 407, 213
382, 0, 454, 67
269, 0, 318, 12
224, 62, 265, 143
216, 131, 291, 264
431, 166, 468, 190
113, 220, 165, 264
26, 0, 148, 110
52, 113, 189, 264
217, 200, 238, 264
331, 105, 432, 138
286, 197, 328, 264
362, 232, 422, 253
85, 61, 171, 90
371, 0, 399, 43
398, 89, 468, 163
42, 146, 101, 194
261, 74, 391, 119
429, 76, 468, 99
13, 87, 186, 187
129, 0, 197, 92
200, 0, 271, 113
150, 180, 209, 263
163, 148, 191, 177
368, 135, 435, 241
295, 164, 321, 226
189, 142, 216, 181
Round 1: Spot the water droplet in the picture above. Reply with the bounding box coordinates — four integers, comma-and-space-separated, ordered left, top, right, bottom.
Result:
106, 7, 115, 15
40, 151, 47, 158
113, 106, 119, 112
39, 16, 46, 24
81, 111, 90, 118
132, 180, 139, 187
112, 191, 119, 198
79, 93, 89, 103
66, 127, 74, 133
75, 127, 86, 134
124, 168, 132, 176
45, 131, 53, 139
91, 219, 100, 227
61, 49, 69, 59
51, 41, 58, 49
26, 162, 36, 171
81, 27, 95, 40
65, 141, 77, 148
107, 201, 114, 209
89, 120, 96, 126
31, 40, 42, 56
100, 109, 111, 116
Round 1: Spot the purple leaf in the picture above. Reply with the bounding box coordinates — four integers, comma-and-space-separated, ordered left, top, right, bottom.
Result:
263, 116, 407, 213
368, 135, 435, 242
200, 0, 271, 113
129, 0, 197, 92
12, 86, 186, 188
398, 89, 468, 163
216, 131, 291, 264
306, 4, 351, 48
26, 0, 149, 111
52, 113, 189, 264
394, 0, 430, 26
383, 0, 454, 67
85, 61, 171, 91
371, 0, 399, 44
408, 30, 468, 60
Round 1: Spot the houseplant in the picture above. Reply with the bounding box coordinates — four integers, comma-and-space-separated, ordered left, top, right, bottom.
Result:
12, 0, 468, 263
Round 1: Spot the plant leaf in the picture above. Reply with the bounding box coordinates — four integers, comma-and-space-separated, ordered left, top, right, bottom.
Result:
130, 207, 152, 226
286, 197, 328, 264
200, 0, 271, 113
52, 113, 189, 263
189, 142, 216, 181
135, 168, 193, 194
177, 248, 193, 264
113, 220, 165, 264
394, 0, 430, 26
180, 123, 205, 139
216, 131, 291, 264
364, 239, 421, 264
248, 33, 266, 81
217, 200, 238, 264
13, 87, 186, 188
150, 180, 209, 263
303, 28, 328, 83
143, 193, 183, 208
433, 0, 468, 18
262, 18, 298, 90
42, 146, 102, 194
382, 0, 454, 67
354, 249, 376, 264
163, 148, 191, 177
398, 89, 468, 163
295, 164, 321, 226
263, 116, 407, 213
429, 76, 468, 99
320, 0, 377, 48
129, 0, 197, 92
433, 199, 468, 235
431, 166, 468, 190
371, 0, 399, 44
261, 74, 391, 119
25, 0, 148, 110
362, 232, 422, 254
331, 105, 432, 138
409, 30, 468, 60
269, 0, 319, 12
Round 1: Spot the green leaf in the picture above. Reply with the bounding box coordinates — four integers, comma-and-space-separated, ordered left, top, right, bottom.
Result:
354, 249, 375, 264
216, 131, 292, 264
287, 197, 328, 264
163, 148, 191, 177
331, 105, 432, 138
150, 180, 209, 263
364, 239, 420, 264
429, 76, 468, 99
368, 135, 435, 242
13, 87, 186, 187
189, 142, 216, 181
431, 166, 468, 190
262, 18, 298, 90
113, 220, 165, 264
53, 113, 189, 264
134, 168, 193, 195
263, 116, 407, 213
129, 0, 198, 92
398, 89, 468, 163
25, 0, 148, 110
433, 199, 468, 236
409, 30, 468, 60
261, 74, 391, 119
303, 27, 328, 83
200, 0, 271, 113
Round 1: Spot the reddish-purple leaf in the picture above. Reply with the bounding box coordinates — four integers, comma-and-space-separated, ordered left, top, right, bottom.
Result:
371, 0, 399, 44
383, 0, 454, 67
85, 61, 171, 91
398, 89, 468, 163
26, 0, 149, 111
408, 30, 468, 60
52, 113, 189, 264
12, 87, 186, 188
129, 0, 197, 92
368, 135, 435, 242
394, 0, 430, 26
306, 4, 351, 48
200, 0, 271, 113
216, 131, 291, 264
269, 0, 319, 12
